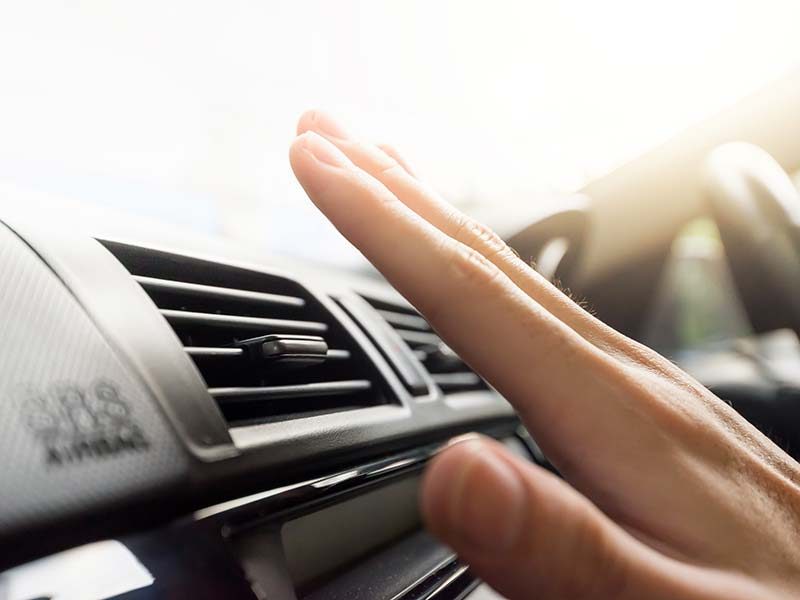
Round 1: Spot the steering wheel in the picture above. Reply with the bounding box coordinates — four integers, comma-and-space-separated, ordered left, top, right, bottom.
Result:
704, 142, 800, 336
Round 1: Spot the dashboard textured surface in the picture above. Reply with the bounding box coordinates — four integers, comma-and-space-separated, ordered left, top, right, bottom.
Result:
0, 222, 188, 536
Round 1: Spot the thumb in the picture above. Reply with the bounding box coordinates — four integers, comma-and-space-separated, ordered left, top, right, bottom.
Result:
420, 436, 756, 600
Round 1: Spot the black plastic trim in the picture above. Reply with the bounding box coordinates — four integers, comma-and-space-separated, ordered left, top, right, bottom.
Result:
337, 294, 437, 398
0, 218, 517, 526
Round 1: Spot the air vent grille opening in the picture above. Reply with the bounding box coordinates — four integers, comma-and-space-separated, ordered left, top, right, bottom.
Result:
362, 297, 488, 393
101, 241, 394, 427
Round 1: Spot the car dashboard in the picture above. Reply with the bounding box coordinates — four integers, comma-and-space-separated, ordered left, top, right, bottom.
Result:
0, 210, 543, 599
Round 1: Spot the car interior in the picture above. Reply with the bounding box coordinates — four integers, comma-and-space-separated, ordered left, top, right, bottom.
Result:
1, 4, 800, 600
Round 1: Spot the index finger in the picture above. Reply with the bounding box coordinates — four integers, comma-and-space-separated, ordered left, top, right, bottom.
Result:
289, 131, 641, 466
295, 110, 660, 370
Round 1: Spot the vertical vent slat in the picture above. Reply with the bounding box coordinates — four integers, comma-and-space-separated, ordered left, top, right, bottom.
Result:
100, 240, 393, 427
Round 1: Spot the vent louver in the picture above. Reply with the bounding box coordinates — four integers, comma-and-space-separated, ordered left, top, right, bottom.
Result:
101, 241, 392, 427
363, 297, 487, 393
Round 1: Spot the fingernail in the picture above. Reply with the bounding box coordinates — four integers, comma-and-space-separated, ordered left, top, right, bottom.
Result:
429, 441, 525, 553
300, 131, 349, 167
309, 110, 351, 140
437, 432, 482, 454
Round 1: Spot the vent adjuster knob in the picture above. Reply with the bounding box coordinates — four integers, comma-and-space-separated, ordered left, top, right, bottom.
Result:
237, 334, 329, 368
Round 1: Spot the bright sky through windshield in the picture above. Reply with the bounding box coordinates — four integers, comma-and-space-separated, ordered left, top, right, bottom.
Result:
1, 1, 799, 264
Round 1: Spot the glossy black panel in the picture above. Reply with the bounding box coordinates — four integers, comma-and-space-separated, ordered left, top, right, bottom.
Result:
2, 430, 534, 600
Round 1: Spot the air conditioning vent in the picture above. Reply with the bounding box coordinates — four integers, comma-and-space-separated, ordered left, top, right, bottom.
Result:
101, 241, 393, 427
362, 297, 487, 393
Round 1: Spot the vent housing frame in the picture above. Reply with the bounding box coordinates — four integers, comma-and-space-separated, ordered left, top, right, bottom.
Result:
361, 296, 488, 395
101, 240, 397, 428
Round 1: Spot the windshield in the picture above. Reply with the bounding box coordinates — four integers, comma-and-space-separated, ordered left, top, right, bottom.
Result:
2, 1, 800, 268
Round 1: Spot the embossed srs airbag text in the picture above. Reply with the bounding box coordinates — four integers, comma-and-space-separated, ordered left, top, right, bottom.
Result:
23, 380, 150, 466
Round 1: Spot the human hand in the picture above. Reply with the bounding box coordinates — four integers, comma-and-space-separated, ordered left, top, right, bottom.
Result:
289, 110, 800, 599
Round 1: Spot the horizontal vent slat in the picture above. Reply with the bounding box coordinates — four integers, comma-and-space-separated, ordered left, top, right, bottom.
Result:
185, 347, 351, 360
375, 309, 431, 331
362, 295, 487, 394
135, 275, 305, 308
210, 380, 372, 404
185, 347, 245, 357
430, 372, 482, 389
395, 328, 442, 346
161, 309, 328, 333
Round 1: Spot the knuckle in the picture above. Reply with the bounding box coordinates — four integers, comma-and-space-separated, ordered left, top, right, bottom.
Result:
451, 214, 510, 261
349, 139, 406, 179
443, 237, 504, 288
359, 142, 403, 178
378, 157, 405, 179
418, 238, 503, 324
376, 143, 416, 176
611, 364, 721, 448
349, 168, 399, 207
377, 142, 399, 158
